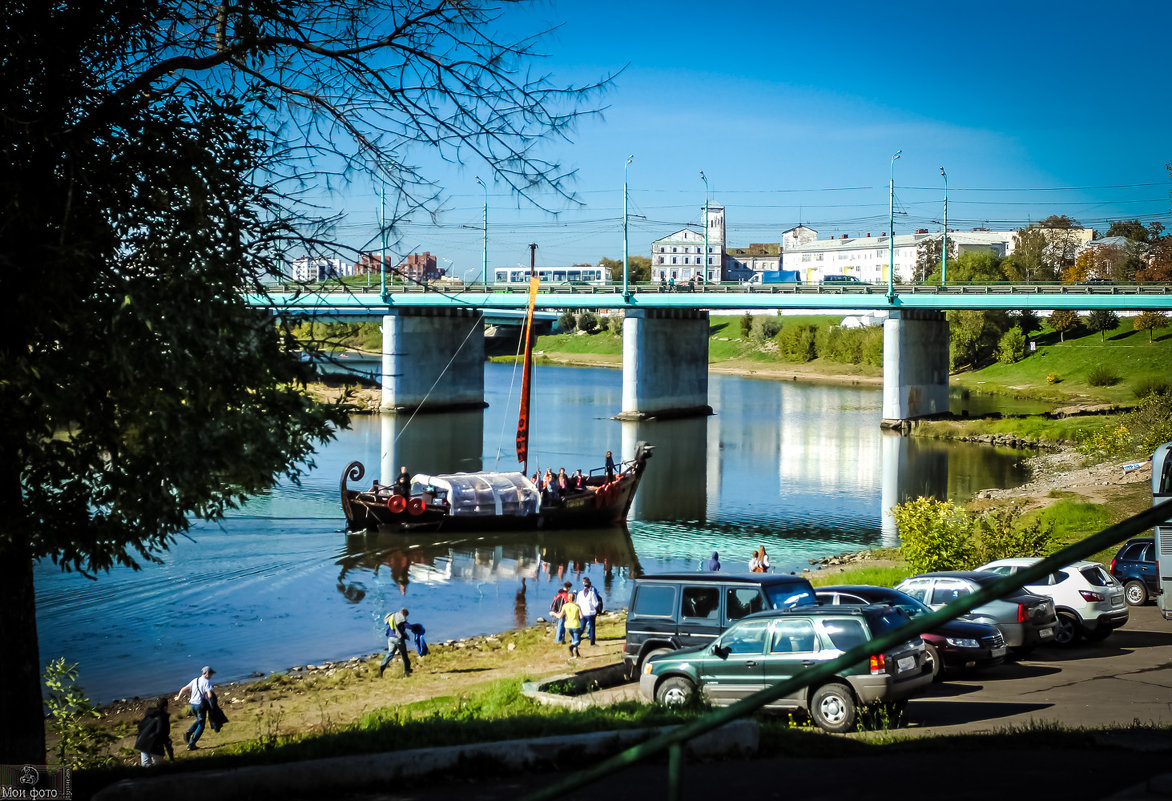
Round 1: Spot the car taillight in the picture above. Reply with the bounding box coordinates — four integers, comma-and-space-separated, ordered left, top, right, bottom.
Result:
869, 654, 886, 675
1017, 603, 1028, 623
1079, 590, 1105, 602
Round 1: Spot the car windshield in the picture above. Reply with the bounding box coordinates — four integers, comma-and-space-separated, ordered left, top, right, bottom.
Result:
765, 584, 817, 610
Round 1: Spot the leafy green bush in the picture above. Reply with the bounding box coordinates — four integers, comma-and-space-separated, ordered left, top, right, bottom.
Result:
1046, 373, 1061, 384
752, 316, 782, 341
557, 311, 576, 332
740, 311, 753, 338
972, 507, 1053, 563
1086, 364, 1119, 387
777, 324, 817, 362
576, 311, 597, 332
997, 326, 1027, 365
1132, 376, 1171, 399
893, 497, 975, 572
596, 315, 610, 332
44, 658, 118, 769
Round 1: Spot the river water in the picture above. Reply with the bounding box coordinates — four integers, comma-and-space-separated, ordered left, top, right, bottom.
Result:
35, 363, 1034, 702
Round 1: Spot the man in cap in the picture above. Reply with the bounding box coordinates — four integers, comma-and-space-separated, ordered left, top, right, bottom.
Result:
576, 577, 604, 646
175, 665, 215, 750
379, 607, 412, 677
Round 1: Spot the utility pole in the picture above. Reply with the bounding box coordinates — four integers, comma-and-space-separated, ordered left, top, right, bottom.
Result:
380, 183, 387, 299
476, 177, 488, 285
941, 166, 949, 286
623, 155, 633, 301
700, 170, 709, 285
887, 150, 901, 301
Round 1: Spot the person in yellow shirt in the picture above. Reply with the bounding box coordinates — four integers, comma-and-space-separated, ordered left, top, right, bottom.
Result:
559, 592, 583, 658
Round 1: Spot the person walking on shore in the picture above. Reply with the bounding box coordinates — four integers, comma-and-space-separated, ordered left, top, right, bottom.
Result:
175, 666, 215, 750
576, 577, 604, 646
560, 592, 583, 658
549, 581, 572, 644
380, 607, 412, 677
134, 697, 174, 766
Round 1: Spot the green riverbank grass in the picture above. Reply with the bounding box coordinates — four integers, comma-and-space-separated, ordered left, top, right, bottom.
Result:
953, 317, 1172, 404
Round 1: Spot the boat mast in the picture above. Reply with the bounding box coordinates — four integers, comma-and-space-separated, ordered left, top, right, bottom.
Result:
516, 243, 539, 477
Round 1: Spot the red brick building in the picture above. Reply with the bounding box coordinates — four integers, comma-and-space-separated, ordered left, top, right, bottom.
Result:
397, 251, 444, 282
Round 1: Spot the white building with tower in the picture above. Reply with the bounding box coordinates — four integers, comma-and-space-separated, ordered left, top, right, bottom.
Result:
650, 203, 725, 283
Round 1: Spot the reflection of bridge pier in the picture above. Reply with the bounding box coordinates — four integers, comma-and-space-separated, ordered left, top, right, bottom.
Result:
623, 417, 708, 520
379, 410, 484, 485
880, 431, 949, 546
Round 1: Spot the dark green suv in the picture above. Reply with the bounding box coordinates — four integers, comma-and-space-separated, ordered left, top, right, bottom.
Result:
638, 604, 932, 732
622, 573, 817, 676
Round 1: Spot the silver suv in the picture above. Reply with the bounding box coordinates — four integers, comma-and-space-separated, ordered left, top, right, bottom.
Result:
977, 558, 1128, 646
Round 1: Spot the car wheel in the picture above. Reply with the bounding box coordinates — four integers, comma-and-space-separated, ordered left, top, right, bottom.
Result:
810, 683, 857, 733
655, 676, 695, 706
922, 643, 942, 681
1124, 580, 1148, 607
638, 647, 673, 674
1053, 611, 1082, 647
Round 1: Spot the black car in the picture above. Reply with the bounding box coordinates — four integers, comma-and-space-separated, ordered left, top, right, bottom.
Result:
816, 585, 1007, 680
1111, 537, 1158, 606
623, 573, 817, 676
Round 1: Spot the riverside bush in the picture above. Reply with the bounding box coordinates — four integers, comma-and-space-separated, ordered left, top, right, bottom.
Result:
893, 498, 1053, 572
576, 311, 597, 333
558, 311, 576, 332
1087, 364, 1120, 387
998, 326, 1027, 365
813, 325, 884, 366
44, 658, 118, 769
1133, 376, 1171, 399
752, 316, 782, 341
778, 324, 817, 362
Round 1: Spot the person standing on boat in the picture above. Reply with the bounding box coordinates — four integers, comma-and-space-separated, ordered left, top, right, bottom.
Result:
393, 466, 411, 497
557, 467, 569, 493
572, 469, 586, 490
604, 451, 617, 482
379, 607, 412, 677
576, 576, 604, 646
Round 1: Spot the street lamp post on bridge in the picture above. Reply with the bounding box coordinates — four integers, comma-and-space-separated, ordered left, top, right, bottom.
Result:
700, 170, 709, 285
887, 150, 901, 301
623, 155, 634, 300
475, 176, 488, 285
941, 166, 948, 286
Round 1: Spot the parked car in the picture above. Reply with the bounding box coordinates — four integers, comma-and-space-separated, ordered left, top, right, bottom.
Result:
622, 573, 817, 676
977, 558, 1128, 645
639, 605, 932, 732
816, 585, 1006, 679
895, 571, 1058, 653
1111, 537, 1159, 606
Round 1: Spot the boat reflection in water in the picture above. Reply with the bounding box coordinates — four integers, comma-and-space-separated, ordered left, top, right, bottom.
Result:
334, 525, 643, 614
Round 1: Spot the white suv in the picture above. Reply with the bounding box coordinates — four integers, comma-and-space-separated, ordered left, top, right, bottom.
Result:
976, 558, 1129, 646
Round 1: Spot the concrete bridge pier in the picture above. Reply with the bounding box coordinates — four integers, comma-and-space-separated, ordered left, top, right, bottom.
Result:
881, 309, 950, 427
617, 309, 713, 421
381, 308, 488, 414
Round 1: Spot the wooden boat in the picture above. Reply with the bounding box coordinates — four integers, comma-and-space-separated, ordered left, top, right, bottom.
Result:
340, 447, 652, 533
340, 255, 652, 533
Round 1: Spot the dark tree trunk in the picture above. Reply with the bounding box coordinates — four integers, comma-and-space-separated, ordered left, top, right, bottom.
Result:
0, 533, 46, 764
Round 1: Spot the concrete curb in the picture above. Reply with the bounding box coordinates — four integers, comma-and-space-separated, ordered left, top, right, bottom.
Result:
93, 721, 759, 801
521, 663, 630, 710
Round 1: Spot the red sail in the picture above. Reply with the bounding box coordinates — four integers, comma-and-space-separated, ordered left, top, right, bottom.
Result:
515, 275, 540, 468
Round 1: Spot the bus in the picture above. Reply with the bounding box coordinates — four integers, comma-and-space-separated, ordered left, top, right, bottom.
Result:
493, 264, 609, 285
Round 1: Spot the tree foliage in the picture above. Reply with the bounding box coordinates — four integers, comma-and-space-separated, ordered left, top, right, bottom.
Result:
1085, 309, 1120, 342
1047, 309, 1080, 342
0, 0, 608, 763
947, 309, 1011, 370
1133, 310, 1170, 343
1105, 219, 1163, 243
601, 256, 652, 283
1015, 309, 1041, 338
998, 326, 1027, 364
894, 498, 1053, 573
914, 236, 955, 283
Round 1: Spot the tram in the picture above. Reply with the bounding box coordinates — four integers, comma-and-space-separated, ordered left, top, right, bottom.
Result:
492, 264, 609, 285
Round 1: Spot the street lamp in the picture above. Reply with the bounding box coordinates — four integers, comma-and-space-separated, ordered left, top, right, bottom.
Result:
887, 150, 901, 300
700, 170, 709, 284
940, 166, 948, 286
623, 155, 634, 300
475, 176, 487, 285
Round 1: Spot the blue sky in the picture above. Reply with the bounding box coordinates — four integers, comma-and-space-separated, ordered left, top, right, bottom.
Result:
327, 0, 1172, 277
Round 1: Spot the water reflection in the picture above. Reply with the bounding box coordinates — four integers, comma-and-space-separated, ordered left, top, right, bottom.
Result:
378, 409, 484, 483
334, 526, 642, 602
623, 417, 709, 521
